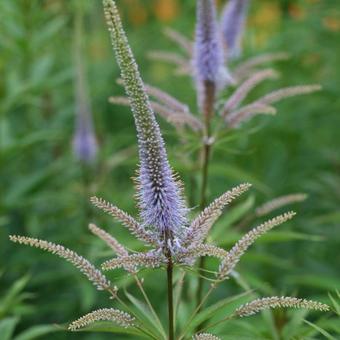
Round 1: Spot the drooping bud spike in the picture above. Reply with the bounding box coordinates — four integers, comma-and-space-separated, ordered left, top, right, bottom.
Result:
103, 1, 187, 239
9, 235, 111, 291
69, 308, 135, 331
221, 0, 250, 59
235, 296, 329, 317
218, 211, 296, 279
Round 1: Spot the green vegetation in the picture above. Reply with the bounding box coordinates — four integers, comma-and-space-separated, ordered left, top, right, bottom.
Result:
1, 0, 339, 339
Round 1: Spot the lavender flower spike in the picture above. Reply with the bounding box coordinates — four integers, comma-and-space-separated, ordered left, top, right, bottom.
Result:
221, 0, 250, 59
103, 1, 187, 241
193, 0, 225, 86
73, 109, 98, 164
72, 7, 98, 164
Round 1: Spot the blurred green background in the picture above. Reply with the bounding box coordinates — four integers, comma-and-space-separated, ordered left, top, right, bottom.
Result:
0, 0, 339, 339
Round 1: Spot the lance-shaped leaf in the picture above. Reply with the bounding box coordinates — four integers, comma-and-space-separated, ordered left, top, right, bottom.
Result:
10, 235, 111, 291
69, 308, 135, 330
221, 0, 250, 59
103, 0, 187, 238
256, 193, 307, 217
91, 196, 155, 245
235, 296, 329, 317
185, 183, 251, 246
218, 211, 296, 279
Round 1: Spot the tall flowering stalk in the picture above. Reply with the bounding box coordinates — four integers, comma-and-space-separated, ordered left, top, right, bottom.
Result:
221, 0, 250, 60
194, 0, 226, 120
9, 1, 330, 339
103, 1, 189, 338
129, 0, 322, 312
193, 0, 228, 310
72, 5, 97, 164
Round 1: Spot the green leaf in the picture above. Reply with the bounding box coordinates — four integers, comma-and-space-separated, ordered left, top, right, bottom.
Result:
281, 309, 309, 339
14, 325, 59, 340
304, 320, 336, 340
0, 317, 19, 340
66, 321, 147, 338
259, 230, 324, 243
210, 164, 271, 194
0, 275, 30, 318
287, 275, 340, 291
125, 291, 166, 339
328, 292, 340, 315
187, 291, 253, 334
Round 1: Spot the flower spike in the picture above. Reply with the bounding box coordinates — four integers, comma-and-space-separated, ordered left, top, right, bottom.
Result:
221, 0, 250, 59
103, 0, 187, 244
194, 0, 225, 85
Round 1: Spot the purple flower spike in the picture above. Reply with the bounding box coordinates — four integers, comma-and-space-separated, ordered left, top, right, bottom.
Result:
73, 113, 97, 164
193, 0, 224, 85
104, 1, 187, 240
221, 0, 250, 60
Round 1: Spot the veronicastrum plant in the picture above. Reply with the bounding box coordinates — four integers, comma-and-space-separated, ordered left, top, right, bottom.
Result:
9, 1, 330, 339
110, 0, 321, 309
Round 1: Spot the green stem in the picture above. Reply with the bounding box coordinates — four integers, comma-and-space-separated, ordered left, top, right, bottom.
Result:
167, 258, 174, 340
195, 80, 215, 310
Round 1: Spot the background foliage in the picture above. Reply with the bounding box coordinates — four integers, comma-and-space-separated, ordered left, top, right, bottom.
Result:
0, 0, 339, 338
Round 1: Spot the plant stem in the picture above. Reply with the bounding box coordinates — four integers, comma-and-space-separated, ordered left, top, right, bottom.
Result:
196, 80, 216, 310
167, 258, 174, 340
